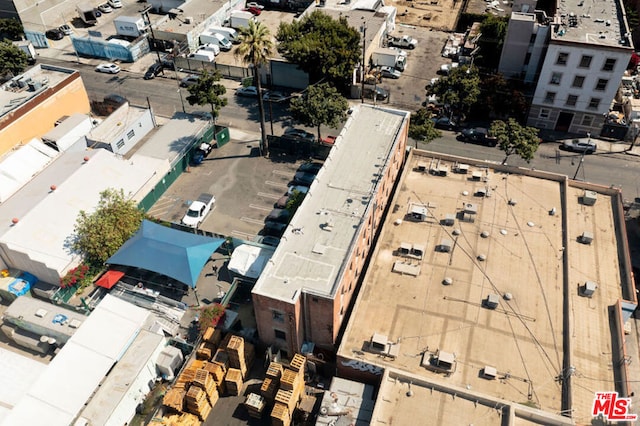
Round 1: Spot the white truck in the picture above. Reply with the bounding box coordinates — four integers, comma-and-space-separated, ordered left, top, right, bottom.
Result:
229, 10, 256, 29
113, 16, 147, 38
189, 50, 216, 62
13, 40, 36, 64
387, 35, 418, 49
371, 48, 406, 71
76, 3, 98, 25
181, 193, 216, 228
208, 26, 239, 44
200, 30, 232, 51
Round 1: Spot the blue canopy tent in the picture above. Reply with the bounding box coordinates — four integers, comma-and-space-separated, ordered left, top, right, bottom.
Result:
106, 220, 225, 288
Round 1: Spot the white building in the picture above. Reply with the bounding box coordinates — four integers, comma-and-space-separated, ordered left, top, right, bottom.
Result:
499, 0, 633, 134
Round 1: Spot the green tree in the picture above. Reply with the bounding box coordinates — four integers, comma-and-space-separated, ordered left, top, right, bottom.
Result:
478, 73, 527, 120
477, 15, 508, 69
430, 65, 481, 120
277, 11, 361, 92
0, 18, 24, 41
71, 188, 145, 266
185, 69, 228, 120
490, 118, 540, 165
409, 107, 441, 146
0, 40, 27, 77
290, 82, 348, 141
235, 21, 274, 156
286, 189, 306, 216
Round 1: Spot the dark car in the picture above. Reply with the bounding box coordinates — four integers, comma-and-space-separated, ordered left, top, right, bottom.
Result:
45, 28, 65, 40
432, 116, 457, 131
265, 208, 291, 224
459, 127, 497, 146
284, 128, 315, 143
275, 194, 291, 209
293, 171, 315, 186
263, 221, 287, 237
144, 63, 164, 80
363, 86, 388, 101
161, 59, 176, 70
298, 161, 323, 174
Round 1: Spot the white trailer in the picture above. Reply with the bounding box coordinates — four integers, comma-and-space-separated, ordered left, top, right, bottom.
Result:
229, 10, 256, 29
371, 47, 407, 71
113, 16, 147, 38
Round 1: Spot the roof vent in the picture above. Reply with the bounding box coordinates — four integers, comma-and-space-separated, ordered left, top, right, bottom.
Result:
35, 308, 48, 318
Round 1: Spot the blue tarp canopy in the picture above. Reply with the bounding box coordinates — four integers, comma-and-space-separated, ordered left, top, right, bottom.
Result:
106, 220, 225, 288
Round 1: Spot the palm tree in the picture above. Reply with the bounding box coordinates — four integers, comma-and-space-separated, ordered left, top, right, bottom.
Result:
235, 21, 274, 156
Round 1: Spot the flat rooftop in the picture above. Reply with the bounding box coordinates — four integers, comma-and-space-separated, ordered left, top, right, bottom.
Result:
550, 0, 631, 48
86, 103, 148, 143
252, 105, 409, 303
339, 150, 634, 423
154, 0, 227, 33
0, 65, 77, 121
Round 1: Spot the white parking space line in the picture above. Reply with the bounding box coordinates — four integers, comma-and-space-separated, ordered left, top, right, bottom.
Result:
265, 181, 288, 188
250, 204, 272, 211
258, 192, 282, 199
272, 170, 292, 177
232, 230, 256, 240
241, 217, 265, 225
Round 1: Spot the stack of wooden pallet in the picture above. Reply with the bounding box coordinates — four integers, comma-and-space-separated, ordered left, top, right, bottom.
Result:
201, 361, 226, 396
174, 360, 204, 390
244, 392, 267, 419
148, 412, 201, 426
275, 387, 298, 415
260, 377, 278, 401
162, 388, 185, 412
266, 362, 283, 380
225, 367, 244, 396
196, 341, 216, 360
185, 385, 212, 421
202, 327, 222, 346
270, 402, 291, 426
289, 354, 306, 379
244, 341, 256, 372
226, 335, 247, 378
192, 369, 218, 406
212, 348, 229, 374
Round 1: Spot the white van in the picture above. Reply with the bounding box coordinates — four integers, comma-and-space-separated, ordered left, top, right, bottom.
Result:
208, 26, 239, 44
200, 31, 232, 51
198, 43, 220, 56
189, 50, 216, 63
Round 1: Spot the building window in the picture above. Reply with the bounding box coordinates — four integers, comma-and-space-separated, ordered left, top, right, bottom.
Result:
544, 92, 556, 104
127, 129, 135, 139
582, 115, 594, 126
116, 139, 125, 149
602, 58, 616, 71
539, 109, 550, 119
588, 98, 601, 109
566, 95, 578, 106
572, 76, 585, 88
274, 329, 286, 340
579, 55, 592, 68
272, 310, 284, 323
595, 79, 608, 91
550, 72, 562, 85
556, 52, 568, 65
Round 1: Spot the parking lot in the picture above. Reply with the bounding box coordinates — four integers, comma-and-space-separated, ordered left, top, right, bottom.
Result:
146, 128, 314, 241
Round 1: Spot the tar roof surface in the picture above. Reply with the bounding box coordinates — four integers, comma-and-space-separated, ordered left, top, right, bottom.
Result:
252, 105, 409, 302
550, 0, 631, 48
339, 151, 626, 422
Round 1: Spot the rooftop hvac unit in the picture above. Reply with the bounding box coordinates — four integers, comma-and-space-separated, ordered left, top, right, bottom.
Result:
437, 238, 452, 252
184, 16, 193, 24
484, 294, 499, 309
464, 203, 478, 214
482, 366, 497, 379
581, 281, 597, 297
416, 162, 427, 172
435, 350, 455, 370
441, 213, 455, 226
582, 190, 597, 206
579, 231, 593, 245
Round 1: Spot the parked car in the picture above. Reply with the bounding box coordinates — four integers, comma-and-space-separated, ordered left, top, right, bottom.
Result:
244, 6, 262, 15
288, 185, 309, 196
320, 135, 336, 146
459, 127, 497, 146
181, 193, 216, 228
246, 2, 265, 9
93, 8, 103, 17
298, 161, 323, 174
562, 139, 596, 153
180, 75, 200, 87
363, 86, 388, 101
265, 208, 291, 224
95, 62, 121, 74
275, 194, 291, 209
432, 116, 457, 130
59, 24, 73, 35
144, 62, 163, 80
254, 235, 280, 247
387, 35, 418, 49
380, 66, 402, 79
438, 63, 459, 75
284, 128, 315, 143
263, 220, 287, 237
108, 0, 123, 8
293, 171, 316, 186
161, 59, 175, 70
263, 91, 287, 102
45, 28, 65, 40
236, 86, 259, 97
98, 3, 113, 12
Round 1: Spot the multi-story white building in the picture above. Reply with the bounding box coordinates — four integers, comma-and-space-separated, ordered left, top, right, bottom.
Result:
499, 0, 633, 134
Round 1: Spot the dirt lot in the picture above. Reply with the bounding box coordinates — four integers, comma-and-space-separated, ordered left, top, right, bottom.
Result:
389, 0, 462, 31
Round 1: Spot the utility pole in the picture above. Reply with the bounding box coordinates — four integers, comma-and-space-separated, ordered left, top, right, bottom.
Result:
360, 20, 367, 104
572, 132, 589, 180
142, 6, 164, 74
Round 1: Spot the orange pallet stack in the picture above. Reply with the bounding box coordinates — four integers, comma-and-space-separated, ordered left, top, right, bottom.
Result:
289, 354, 306, 378
225, 367, 244, 396
279, 368, 300, 392
226, 335, 247, 378
162, 388, 186, 412
202, 327, 222, 346
185, 386, 212, 421
260, 377, 278, 401
244, 392, 267, 419
266, 362, 283, 380
212, 348, 229, 374
192, 369, 218, 405
274, 388, 298, 415
201, 362, 226, 396
157, 413, 201, 426
270, 402, 291, 426
196, 341, 216, 360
